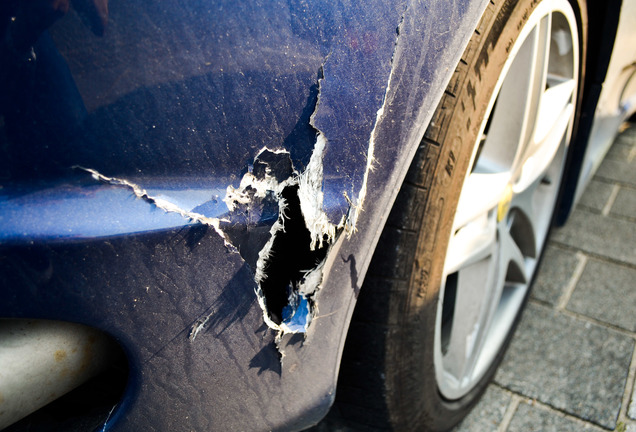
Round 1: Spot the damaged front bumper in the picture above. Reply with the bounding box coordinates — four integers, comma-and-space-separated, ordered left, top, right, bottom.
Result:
0, 0, 489, 429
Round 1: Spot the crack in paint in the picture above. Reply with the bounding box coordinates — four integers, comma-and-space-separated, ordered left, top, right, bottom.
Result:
189, 314, 213, 342
297, 133, 338, 250
74, 166, 234, 249
345, 14, 406, 235
300, 61, 346, 251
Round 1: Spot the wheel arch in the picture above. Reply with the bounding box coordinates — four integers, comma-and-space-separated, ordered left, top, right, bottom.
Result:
324, 0, 588, 429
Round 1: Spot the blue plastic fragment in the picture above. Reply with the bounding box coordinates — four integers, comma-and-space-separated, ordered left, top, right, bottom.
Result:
281, 295, 310, 333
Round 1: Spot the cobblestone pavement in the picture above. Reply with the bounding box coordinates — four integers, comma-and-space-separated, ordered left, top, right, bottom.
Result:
454, 123, 636, 432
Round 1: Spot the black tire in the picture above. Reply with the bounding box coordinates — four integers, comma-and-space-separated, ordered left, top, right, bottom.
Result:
325, 0, 583, 430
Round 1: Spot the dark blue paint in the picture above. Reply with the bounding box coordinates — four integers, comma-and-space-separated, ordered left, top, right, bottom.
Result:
0, 178, 222, 241
313, 0, 408, 221
0, 0, 489, 430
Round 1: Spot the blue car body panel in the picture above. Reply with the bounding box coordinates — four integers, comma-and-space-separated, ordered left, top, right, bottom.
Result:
0, 0, 491, 430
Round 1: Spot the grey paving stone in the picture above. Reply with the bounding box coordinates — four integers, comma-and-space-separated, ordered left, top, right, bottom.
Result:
605, 139, 634, 162
494, 303, 634, 429
551, 209, 636, 266
567, 259, 636, 331
596, 157, 636, 188
531, 245, 579, 306
578, 179, 615, 212
453, 385, 511, 432
611, 124, 636, 145
611, 187, 636, 221
507, 401, 604, 432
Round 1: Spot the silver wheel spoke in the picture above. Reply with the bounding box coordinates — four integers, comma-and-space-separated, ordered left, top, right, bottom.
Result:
477, 15, 550, 174
445, 212, 496, 275
453, 173, 510, 230
443, 252, 498, 381
443, 219, 528, 385
533, 79, 576, 147
517, 81, 574, 191
516, 14, 552, 160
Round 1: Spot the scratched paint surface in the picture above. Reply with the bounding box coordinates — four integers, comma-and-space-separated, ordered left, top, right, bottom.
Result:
1, 0, 407, 238
0, 0, 407, 350
0, 0, 488, 430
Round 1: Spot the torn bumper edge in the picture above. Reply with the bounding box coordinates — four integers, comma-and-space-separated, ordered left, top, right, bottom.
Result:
76, 23, 403, 336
